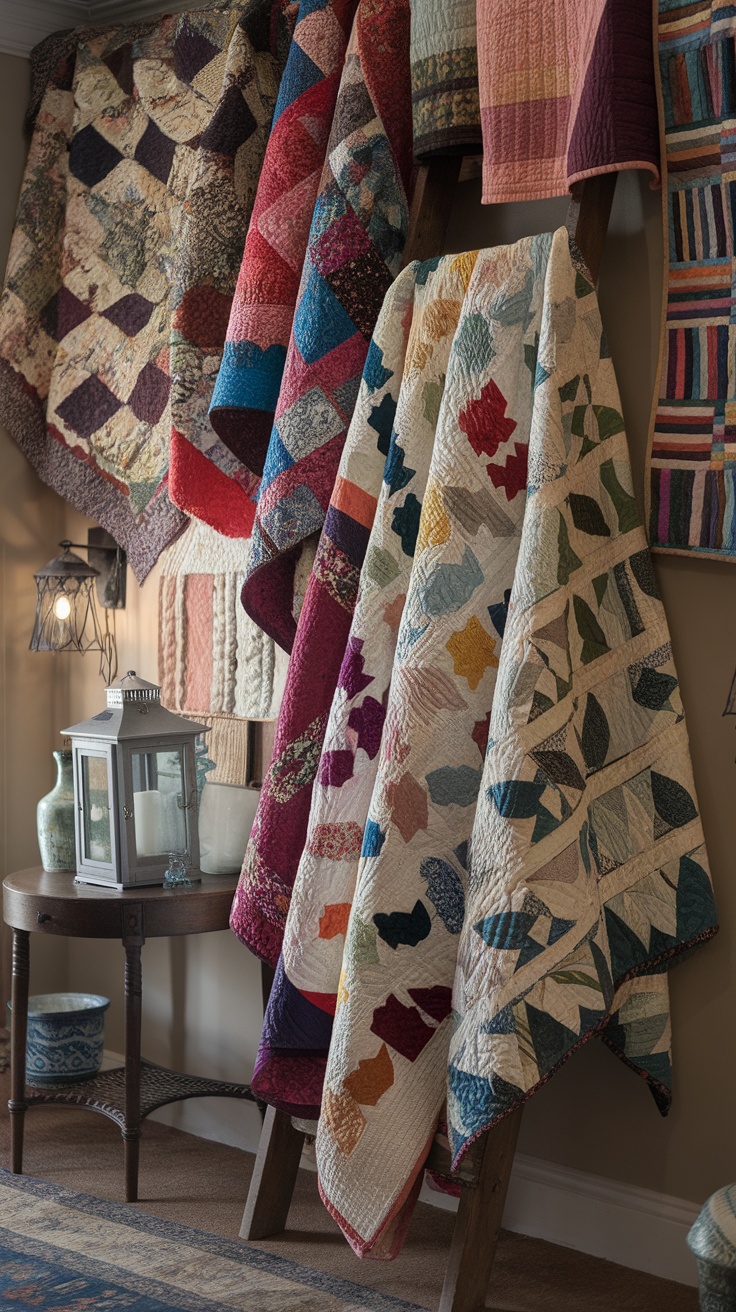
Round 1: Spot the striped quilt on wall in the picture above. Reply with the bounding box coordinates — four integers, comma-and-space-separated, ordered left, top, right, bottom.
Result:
648, 0, 736, 559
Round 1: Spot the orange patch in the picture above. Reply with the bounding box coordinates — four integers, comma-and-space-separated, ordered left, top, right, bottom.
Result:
319, 903, 352, 939
331, 476, 377, 529
343, 1043, 395, 1106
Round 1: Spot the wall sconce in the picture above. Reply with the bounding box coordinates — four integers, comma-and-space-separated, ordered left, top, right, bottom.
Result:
30, 529, 127, 685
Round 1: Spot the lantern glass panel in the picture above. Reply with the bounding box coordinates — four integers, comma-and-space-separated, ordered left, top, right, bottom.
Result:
80, 753, 113, 865
130, 747, 187, 858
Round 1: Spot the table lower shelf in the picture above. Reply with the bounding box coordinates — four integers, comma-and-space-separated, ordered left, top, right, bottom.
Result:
21, 1059, 256, 1129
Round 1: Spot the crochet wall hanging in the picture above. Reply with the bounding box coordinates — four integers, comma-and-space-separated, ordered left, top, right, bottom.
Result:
646, 0, 736, 560
158, 518, 275, 722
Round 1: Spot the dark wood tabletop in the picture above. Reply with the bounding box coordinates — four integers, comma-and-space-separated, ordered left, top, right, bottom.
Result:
2, 867, 239, 939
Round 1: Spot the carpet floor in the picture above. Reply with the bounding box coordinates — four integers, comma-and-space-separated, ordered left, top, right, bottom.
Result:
0, 1068, 697, 1311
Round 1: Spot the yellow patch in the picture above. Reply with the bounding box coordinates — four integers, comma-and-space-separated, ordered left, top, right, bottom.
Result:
446, 615, 498, 691
417, 481, 451, 551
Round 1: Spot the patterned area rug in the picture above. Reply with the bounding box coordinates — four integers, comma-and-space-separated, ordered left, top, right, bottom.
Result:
0, 1171, 422, 1311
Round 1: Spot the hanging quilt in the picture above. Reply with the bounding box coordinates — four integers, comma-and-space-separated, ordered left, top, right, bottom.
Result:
647, 1, 736, 559
410, 0, 482, 159
311, 228, 716, 1259
240, 0, 414, 651
208, 0, 358, 477
0, 7, 263, 580
477, 0, 659, 204
230, 261, 421, 967
168, 0, 290, 538
251, 250, 479, 1117
158, 518, 275, 721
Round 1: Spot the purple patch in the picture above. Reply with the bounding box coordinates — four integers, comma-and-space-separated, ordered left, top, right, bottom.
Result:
339, 637, 374, 699
318, 749, 354, 788
134, 119, 177, 185
103, 293, 155, 336
408, 986, 453, 1023
370, 994, 436, 1062
55, 375, 122, 440
324, 504, 371, 566
347, 695, 385, 759
128, 360, 170, 425
173, 20, 220, 84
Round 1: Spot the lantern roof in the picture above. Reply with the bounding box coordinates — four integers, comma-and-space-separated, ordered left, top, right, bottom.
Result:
34, 541, 98, 582
62, 670, 208, 742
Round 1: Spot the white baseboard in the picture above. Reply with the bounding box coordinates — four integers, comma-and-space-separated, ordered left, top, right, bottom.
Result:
420, 1154, 700, 1288
103, 1050, 700, 1288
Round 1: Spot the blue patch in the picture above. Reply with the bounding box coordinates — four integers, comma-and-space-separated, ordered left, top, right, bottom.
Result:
490, 779, 546, 819
363, 339, 392, 393
384, 432, 416, 495
261, 430, 294, 482
362, 819, 385, 858
421, 546, 484, 617
210, 340, 287, 416
419, 857, 465, 933
427, 765, 483, 807
368, 394, 397, 456
488, 588, 511, 637
293, 265, 358, 365
391, 493, 421, 556
415, 255, 442, 285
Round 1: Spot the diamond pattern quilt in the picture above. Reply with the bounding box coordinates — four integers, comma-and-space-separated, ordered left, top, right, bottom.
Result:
0, 7, 267, 579
209, 0, 358, 478
235, 0, 413, 651
167, 0, 289, 537
230, 260, 422, 966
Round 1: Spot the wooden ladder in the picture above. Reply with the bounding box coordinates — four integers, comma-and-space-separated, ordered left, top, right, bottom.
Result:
241, 159, 617, 1312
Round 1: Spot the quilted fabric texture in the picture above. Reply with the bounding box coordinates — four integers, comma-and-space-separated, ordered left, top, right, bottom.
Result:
251, 250, 479, 1117
230, 261, 421, 967
0, 7, 260, 580
478, 0, 660, 204
168, 0, 290, 538
209, 0, 358, 477
410, 0, 481, 158
310, 229, 716, 1259
646, 1, 736, 560
240, 0, 414, 652
158, 518, 275, 720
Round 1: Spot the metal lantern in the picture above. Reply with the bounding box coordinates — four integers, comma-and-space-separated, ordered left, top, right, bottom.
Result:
62, 671, 207, 889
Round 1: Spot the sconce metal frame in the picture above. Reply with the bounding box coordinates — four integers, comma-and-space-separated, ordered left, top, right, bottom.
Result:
29, 529, 127, 684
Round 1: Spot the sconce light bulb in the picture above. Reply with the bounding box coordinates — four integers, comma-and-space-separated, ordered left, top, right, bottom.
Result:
53, 594, 72, 621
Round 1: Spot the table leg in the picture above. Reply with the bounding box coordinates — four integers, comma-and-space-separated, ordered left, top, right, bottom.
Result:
9, 928, 30, 1174
123, 905, 144, 1203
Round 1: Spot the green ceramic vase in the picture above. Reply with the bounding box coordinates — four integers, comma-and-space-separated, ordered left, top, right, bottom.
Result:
37, 750, 76, 872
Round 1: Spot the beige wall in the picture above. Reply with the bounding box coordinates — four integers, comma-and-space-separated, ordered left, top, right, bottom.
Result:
1, 47, 734, 1204
0, 53, 68, 1005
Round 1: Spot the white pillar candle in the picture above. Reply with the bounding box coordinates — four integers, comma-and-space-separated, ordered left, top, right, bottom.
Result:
199, 783, 259, 875
133, 789, 162, 857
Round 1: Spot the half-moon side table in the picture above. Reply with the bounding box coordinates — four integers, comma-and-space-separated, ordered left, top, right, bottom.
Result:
3, 867, 258, 1202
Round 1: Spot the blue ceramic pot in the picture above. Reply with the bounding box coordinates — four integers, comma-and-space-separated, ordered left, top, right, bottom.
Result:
13, 993, 110, 1087
688, 1183, 736, 1311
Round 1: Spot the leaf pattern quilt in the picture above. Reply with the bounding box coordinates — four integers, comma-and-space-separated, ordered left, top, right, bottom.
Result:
250, 228, 716, 1259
